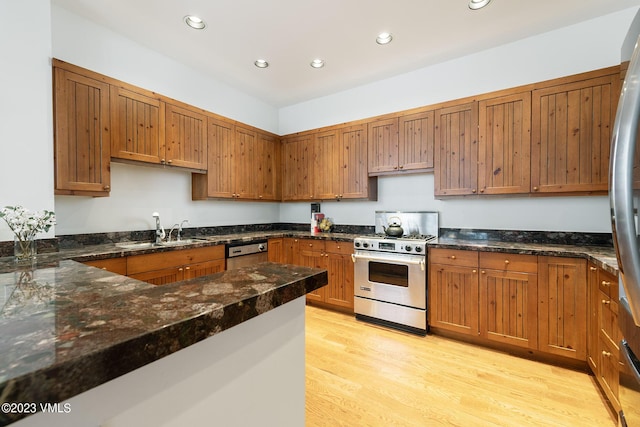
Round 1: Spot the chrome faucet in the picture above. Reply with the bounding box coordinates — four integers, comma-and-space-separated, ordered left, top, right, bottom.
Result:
177, 219, 189, 241
152, 212, 165, 244
167, 223, 180, 242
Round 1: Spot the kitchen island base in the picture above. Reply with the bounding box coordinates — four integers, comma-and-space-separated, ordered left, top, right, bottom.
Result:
11, 297, 305, 427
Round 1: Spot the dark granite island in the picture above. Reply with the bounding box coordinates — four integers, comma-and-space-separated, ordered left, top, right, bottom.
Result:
0, 260, 327, 427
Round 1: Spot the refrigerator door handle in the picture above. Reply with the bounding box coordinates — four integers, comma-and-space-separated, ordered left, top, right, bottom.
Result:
611, 35, 640, 325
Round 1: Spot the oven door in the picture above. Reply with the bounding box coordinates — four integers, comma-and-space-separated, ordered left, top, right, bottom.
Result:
353, 251, 426, 309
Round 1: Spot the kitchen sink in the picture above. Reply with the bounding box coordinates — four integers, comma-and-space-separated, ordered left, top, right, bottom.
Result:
115, 239, 205, 250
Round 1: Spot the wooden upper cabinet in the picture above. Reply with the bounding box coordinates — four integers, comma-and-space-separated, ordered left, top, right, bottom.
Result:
281, 134, 315, 201
234, 125, 258, 199
478, 92, 531, 195
314, 129, 339, 200
434, 102, 479, 196
110, 86, 164, 164
398, 110, 435, 172
53, 67, 111, 196
255, 131, 281, 201
164, 103, 207, 171
368, 118, 399, 174
339, 125, 372, 199
193, 117, 234, 199
531, 72, 618, 193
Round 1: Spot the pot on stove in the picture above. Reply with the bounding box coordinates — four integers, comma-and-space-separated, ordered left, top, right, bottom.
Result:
382, 216, 404, 237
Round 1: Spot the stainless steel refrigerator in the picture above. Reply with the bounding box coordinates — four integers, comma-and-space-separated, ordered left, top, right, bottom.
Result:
610, 9, 640, 427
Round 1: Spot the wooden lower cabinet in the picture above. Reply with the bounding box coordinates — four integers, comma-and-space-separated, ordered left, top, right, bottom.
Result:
588, 262, 621, 413
126, 245, 225, 285
479, 252, 538, 349
430, 249, 589, 361
537, 256, 587, 360
288, 238, 354, 312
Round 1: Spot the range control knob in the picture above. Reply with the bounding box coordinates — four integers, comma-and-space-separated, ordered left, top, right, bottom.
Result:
363, 242, 369, 248
405, 245, 412, 252
354, 242, 361, 248
258, 244, 266, 251
415, 246, 423, 253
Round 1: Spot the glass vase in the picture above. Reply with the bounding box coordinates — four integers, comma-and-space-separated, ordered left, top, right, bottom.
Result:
14, 235, 36, 263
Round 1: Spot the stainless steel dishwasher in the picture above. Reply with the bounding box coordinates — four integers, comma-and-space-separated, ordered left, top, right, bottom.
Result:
226, 240, 268, 270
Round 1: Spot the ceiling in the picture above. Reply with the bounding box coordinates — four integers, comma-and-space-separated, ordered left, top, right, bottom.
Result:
53, 0, 640, 108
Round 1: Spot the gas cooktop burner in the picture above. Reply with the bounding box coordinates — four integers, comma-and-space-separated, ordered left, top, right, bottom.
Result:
372, 233, 437, 241
353, 234, 437, 255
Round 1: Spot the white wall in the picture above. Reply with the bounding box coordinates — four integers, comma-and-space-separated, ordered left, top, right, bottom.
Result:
0, 0, 54, 242
279, 8, 640, 233
51, 5, 281, 235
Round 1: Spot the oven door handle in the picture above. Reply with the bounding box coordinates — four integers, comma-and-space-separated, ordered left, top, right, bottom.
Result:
352, 253, 425, 268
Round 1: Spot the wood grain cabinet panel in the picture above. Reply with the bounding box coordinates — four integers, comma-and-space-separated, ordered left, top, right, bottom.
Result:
537, 256, 587, 360
164, 103, 207, 171
53, 67, 111, 196
255, 131, 281, 201
434, 102, 479, 196
479, 253, 538, 349
429, 263, 480, 336
338, 125, 372, 200
368, 118, 399, 174
83, 257, 127, 275
398, 110, 435, 172
110, 86, 164, 164
478, 92, 531, 195
531, 73, 618, 193
281, 134, 315, 201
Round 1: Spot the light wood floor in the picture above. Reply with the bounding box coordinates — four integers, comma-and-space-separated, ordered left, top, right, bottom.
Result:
305, 305, 616, 427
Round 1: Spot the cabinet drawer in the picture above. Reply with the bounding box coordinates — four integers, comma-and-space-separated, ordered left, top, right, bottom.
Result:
127, 245, 224, 275
325, 240, 353, 255
479, 252, 537, 273
599, 270, 618, 300
298, 239, 325, 252
429, 248, 478, 267
84, 257, 127, 275
599, 289, 620, 348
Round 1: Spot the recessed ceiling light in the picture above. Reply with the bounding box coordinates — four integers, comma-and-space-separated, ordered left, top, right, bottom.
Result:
468, 0, 492, 10
376, 32, 393, 45
254, 59, 269, 68
184, 15, 206, 30
310, 59, 325, 69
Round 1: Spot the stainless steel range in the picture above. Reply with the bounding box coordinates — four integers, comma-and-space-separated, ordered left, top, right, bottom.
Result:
353, 211, 438, 335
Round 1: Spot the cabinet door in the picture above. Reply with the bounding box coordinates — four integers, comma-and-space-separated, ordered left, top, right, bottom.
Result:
129, 266, 184, 285
339, 125, 370, 200
110, 86, 164, 164
368, 117, 399, 174
184, 259, 225, 279
478, 92, 531, 195
429, 263, 479, 336
325, 241, 354, 310
314, 130, 339, 200
479, 268, 538, 349
398, 110, 435, 171
54, 68, 111, 196
434, 102, 479, 196
267, 238, 285, 263
234, 126, 257, 199
537, 256, 587, 360
281, 135, 314, 201
165, 103, 207, 171
193, 117, 234, 199
587, 263, 599, 373
297, 241, 327, 301
531, 73, 618, 193
255, 132, 280, 201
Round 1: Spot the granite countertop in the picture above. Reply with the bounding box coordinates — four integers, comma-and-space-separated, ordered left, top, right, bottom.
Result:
0, 259, 327, 426
429, 237, 618, 275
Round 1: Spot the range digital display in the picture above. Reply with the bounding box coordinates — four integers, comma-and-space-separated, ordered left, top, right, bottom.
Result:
378, 242, 396, 250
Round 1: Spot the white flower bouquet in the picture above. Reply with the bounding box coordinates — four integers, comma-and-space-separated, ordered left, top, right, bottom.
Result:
0, 205, 55, 260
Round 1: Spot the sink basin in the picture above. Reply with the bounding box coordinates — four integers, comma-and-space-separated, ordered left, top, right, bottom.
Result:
115, 239, 206, 250
115, 241, 155, 249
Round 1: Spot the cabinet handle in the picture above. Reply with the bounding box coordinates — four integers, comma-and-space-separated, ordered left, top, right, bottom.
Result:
309, 243, 313, 247
450, 255, 456, 260
393, 166, 398, 170
504, 260, 510, 264
399, 166, 403, 170
179, 267, 183, 272
185, 266, 190, 270
602, 299, 611, 305
472, 189, 476, 193
590, 266, 598, 271
481, 270, 486, 274
167, 159, 173, 164
101, 267, 107, 270
103, 185, 111, 190
533, 186, 539, 191
161, 158, 166, 164
601, 281, 611, 287
472, 269, 477, 273
602, 350, 612, 357
480, 188, 484, 193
